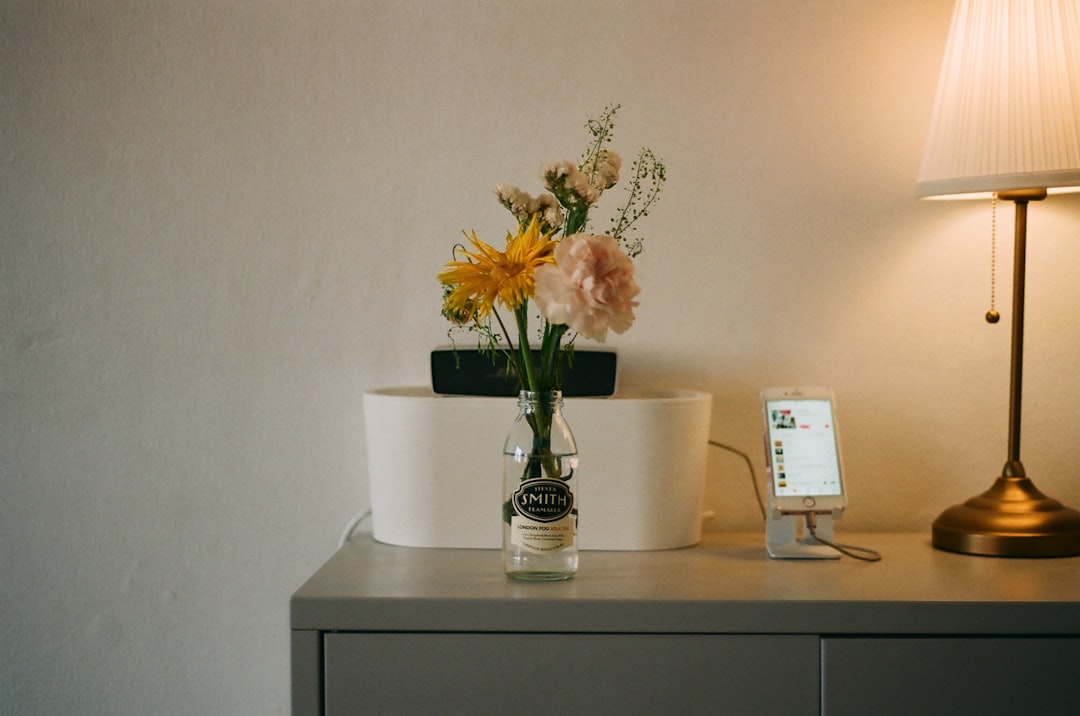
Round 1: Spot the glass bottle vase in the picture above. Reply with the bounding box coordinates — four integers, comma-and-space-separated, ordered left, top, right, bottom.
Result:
502, 390, 578, 580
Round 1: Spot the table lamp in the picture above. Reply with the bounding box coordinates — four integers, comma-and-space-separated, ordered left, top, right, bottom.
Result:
917, 0, 1080, 556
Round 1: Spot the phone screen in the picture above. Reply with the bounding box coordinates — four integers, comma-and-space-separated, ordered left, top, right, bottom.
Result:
765, 398, 843, 497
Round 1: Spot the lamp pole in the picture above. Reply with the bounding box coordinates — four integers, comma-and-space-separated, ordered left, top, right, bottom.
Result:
1001, 188, 1044, 472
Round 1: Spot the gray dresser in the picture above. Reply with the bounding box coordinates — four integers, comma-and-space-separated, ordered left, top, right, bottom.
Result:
291, 531, 1080, 715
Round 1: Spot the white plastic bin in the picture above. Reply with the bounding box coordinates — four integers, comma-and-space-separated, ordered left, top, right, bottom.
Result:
363, 387, 712, 550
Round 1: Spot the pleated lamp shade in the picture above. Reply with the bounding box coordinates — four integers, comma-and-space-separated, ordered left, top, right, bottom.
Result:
916, 0, 1080, 199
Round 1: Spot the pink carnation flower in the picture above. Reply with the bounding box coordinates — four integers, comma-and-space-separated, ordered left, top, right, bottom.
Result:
534, 233, 640, 342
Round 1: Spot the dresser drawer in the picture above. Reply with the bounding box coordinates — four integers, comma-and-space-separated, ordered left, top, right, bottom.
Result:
324, 632, 818, 715
822, 637, 1080, 716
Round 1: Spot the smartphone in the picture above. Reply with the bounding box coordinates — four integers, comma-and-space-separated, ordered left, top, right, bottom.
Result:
760, 387, 846, 514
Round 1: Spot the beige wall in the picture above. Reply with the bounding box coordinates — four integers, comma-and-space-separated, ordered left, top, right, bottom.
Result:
4, 1, 1080, 713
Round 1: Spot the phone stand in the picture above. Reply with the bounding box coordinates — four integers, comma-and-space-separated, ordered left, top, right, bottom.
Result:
765, 507, 843, 559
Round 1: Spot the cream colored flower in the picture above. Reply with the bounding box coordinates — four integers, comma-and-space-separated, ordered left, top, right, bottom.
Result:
534, 193, 564, 230
543, 161, 600, 207
494, 184, 564, 230
590, 149, 622, 190
534, 233, 640, 342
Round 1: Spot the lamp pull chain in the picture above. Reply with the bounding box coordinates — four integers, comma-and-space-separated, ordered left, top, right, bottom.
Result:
985, 194, 1000, 324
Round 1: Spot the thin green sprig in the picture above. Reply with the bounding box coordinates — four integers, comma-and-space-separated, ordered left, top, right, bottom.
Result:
609, 146, 665, 257
580, 103, 619, 186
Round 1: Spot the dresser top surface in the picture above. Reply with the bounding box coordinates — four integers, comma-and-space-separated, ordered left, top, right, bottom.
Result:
291, 530, 1080, 635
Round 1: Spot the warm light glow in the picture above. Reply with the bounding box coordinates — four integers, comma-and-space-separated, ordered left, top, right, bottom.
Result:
916, 0, 1080, 199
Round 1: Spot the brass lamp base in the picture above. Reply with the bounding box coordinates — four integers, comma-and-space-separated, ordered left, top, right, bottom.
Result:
932, 464, 1080, 557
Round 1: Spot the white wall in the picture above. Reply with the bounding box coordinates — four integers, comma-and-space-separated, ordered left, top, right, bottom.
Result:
4, 1, 1080, 713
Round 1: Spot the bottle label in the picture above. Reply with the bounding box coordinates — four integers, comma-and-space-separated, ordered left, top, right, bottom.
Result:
511, 515, 575, 553
512, 478, 574, 521
511, 478, 575, 553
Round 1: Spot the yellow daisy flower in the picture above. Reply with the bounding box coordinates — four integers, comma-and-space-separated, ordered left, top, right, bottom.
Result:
439, 215, 557, 319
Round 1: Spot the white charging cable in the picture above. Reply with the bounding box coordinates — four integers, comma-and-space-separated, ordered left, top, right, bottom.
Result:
338, 509, 373, 548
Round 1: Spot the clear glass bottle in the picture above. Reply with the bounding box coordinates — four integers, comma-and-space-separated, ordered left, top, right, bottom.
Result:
503, 390, 578, 580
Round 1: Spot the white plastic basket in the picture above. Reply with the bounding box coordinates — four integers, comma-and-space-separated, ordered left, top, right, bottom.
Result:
363, 387, 712, 550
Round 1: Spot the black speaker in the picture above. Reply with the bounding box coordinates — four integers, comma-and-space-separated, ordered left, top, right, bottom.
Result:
431, 347, 617, 397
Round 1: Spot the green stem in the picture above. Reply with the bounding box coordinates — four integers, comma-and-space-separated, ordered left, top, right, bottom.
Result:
564, 205, 588, 237
490, 307, 523, 387
539, 323, 568, 391
513, 305, 538, 394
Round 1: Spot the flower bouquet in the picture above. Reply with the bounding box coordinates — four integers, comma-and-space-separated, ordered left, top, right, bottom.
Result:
437, 104, 664, 396
437, 105, 664, 578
